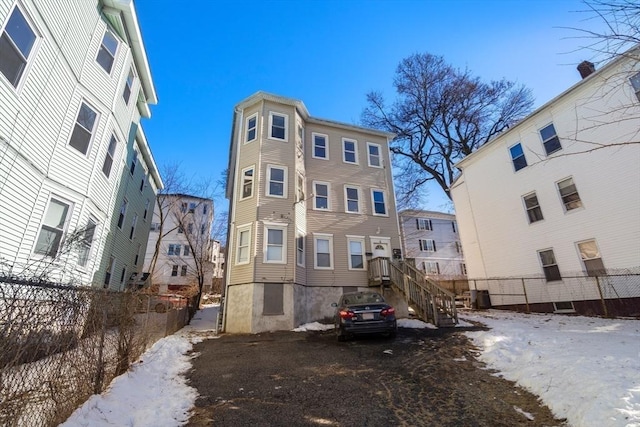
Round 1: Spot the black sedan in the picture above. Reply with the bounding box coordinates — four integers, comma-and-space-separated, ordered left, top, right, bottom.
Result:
332, 291, 397, 341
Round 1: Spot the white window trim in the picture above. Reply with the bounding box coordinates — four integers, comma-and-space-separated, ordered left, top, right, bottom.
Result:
417, 218, 432, 231
239, 165, 255, 201
96, 30, 119, 75
235, 223, 253, 265
263, 222, 288, 264
366, 142, 383, 168
266, 164, 288, 198
0, 4, 40, 92
312, 132, 329, 160
268, 111, 288, 141
312, 181, 331, 211
539, 122, 562, 156
344, 185, 361, 214
69, 101, 100, 157
313, 233, 334, 270
371, 188, 388, 216
296, 230, 305, 267
33, 195, 74, 258
245, 113, 258, 143
509, 142, 527, 172
556, 176, 584, 213
342, 138, 359, 164
419, 239, 436, 252
346, 235, 366, 271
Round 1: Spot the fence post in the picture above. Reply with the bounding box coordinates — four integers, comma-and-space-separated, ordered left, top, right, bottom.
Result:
595, 276, 609, 318
521, 278, 530, 313
94, 302, 107, 395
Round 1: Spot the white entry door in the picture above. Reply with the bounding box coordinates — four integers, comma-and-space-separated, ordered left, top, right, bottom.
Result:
371, 238, 390, 258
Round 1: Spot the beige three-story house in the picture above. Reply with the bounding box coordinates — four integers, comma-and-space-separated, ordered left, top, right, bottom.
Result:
223, 92, 405, 333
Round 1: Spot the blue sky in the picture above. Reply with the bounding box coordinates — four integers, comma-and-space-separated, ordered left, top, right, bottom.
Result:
135, 0, 605, 213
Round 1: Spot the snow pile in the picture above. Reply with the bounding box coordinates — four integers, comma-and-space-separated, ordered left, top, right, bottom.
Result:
293, 322, 335, 332
463, 310, 640, 427
61, 304, 220, 427
397, 318, 437, 329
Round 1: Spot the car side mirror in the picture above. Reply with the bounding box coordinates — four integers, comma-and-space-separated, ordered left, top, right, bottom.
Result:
331, 302, 337, 307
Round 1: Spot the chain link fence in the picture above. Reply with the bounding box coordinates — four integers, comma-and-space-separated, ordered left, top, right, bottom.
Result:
0, 277, 192, 426
469, 268, 640, 317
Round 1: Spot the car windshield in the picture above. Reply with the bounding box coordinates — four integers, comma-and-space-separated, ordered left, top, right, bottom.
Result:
342, 293, 384, 305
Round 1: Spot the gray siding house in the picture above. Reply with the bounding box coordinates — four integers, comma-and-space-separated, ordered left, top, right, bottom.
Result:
0, 0, 161, 287
399, 210, 466, 278
224, 92, 404, 333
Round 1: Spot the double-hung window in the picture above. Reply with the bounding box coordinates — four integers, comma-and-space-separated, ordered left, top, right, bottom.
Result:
367, 142, 382, 167
557, 177, 583, 211
269, 112, 288, 141
523, 192, 544, 223
343, 139, 358, 164
181, 265, 188, 276
102, 135, 117, 177
117, 199, 127, 229
540, 123, 562, 156
122, 68, 134, 104
236, 225, 252, 265
538, 249, 561, 281
245, 114, 257, 142
371, 189, 387, 215
509, 143, 527, 171
416, 218, 432, 230
313, 181, 330, 210
35, 198, 71, 257
266, 165, 287, 197
0, 6, 37, 88
96, 30, 118, 74
296, 231, 305, 267
171, 265, 178, 276
69, 102, 98, 155
312, 133, 328, 159
344, 186, 360, 213
630, 72, 640, 102
423, 261, 440, 274
129, 213, 138, 240
264, 224, 287, 263
104, 257, 115, 287
347, 236, 365, 270
130, 149, 138, 175
577, 240, 605, 277
77, 218, 97, 267
168, 244, 181, 256
240, 166, 254, 200
419, 239, 436, 252
314, 234, 333, 269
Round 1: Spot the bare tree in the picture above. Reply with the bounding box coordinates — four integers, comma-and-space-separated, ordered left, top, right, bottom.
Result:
362, 53, 534, 206
146, 163, 227, 311
571, 0, 639, 60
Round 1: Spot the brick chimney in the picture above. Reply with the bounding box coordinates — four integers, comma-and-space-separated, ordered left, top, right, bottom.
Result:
577, 61, 596, 79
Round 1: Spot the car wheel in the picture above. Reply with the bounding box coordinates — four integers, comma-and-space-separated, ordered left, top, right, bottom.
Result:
336, 327, 347, 342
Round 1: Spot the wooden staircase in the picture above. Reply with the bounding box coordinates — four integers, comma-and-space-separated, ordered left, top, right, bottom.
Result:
368, 257, 458, 327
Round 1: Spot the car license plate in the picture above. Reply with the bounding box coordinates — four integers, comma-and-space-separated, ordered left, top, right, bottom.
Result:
362, 312, 374, 320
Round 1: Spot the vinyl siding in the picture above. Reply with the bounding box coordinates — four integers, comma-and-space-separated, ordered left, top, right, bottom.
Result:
0, 0, 158, 285
451, 55, 640, 284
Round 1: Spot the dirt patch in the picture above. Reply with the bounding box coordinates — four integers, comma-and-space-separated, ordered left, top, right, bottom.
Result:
186, 325, 567, 426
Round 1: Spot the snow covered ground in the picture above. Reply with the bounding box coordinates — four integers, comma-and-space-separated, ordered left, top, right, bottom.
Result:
462, 310, 640, 427
61, 306, 639, 427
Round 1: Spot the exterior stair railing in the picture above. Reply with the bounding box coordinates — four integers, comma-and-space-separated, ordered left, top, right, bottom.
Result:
368, 257, 458, 327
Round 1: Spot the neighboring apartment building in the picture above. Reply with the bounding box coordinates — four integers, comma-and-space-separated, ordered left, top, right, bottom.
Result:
224, 92, 402, 333
0, 0, 161, 287
398, 210, 466, 278
450, 52, 640, 315
143, 194, 214, 294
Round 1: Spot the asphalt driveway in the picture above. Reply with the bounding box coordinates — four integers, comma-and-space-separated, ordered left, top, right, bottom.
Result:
186, 325, 566, 426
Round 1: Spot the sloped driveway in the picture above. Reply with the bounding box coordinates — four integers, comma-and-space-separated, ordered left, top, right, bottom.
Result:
186, 326, 566, 426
